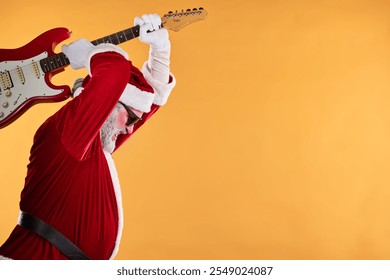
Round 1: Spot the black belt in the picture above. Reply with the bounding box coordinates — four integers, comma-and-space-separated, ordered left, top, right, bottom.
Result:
18, 211, 89, 260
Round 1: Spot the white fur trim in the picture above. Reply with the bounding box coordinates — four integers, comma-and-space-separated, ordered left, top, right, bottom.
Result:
141, 62, 176, 106
0, 255, 12, 260
71, 81, 154, 113
73, 87, 84, 98
103, 151, 124, 260
86, 44, 129, 76
120, 83, 154, 113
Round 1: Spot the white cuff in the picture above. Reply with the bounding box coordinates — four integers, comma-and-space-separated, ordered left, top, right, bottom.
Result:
86, 44, 129, 76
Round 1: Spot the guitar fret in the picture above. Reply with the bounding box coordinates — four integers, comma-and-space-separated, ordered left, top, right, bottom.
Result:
109, 34, 118, 44
107, 35, 113, 43
41, 58, 50, 72
59, 53, 66, 65
52, 56, 58, 69
124, 30, 131, 39
129, 27, 135, 39
117, 31, 126, 43
40, 60, 47, 72
115, 32, 121, 44
46, 57, 53, 70
52, 56, 59, 69
123, 29, 129, 40
58, 53, 70, 67
52, 57, 58, 69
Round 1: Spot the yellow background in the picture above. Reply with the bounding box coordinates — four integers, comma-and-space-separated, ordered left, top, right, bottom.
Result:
1, 0, 390, 259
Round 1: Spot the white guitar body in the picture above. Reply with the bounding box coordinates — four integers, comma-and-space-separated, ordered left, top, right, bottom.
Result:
0, 52, 64, 121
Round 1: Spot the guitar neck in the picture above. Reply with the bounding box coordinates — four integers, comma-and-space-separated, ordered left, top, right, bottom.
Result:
40, 25, 140, 73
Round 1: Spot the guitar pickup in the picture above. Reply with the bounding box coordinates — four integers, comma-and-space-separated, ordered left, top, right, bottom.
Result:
0, 70, 14, 90
32, 61, 41, 78
16, 66, 25, 84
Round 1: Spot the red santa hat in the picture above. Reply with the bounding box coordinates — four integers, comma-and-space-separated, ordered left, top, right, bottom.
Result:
72, 45, 155, 113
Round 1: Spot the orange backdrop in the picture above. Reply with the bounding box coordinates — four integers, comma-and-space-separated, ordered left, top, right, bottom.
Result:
1, 0, 390, 259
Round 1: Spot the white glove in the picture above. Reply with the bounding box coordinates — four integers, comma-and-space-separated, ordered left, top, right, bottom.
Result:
135, 14, 172, 83
134, 14, 169, 51
62, 39, 94, 70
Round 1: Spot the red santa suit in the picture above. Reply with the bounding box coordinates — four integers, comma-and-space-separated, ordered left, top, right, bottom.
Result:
0, 43, 175, 259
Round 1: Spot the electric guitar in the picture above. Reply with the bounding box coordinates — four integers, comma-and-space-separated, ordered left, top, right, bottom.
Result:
0, 8, 207, 129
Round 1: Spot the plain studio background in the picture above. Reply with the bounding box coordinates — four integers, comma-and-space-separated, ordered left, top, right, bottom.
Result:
1, 0, 390, 259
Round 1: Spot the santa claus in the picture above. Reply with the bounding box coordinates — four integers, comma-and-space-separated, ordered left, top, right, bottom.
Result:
0, 13, 175, 259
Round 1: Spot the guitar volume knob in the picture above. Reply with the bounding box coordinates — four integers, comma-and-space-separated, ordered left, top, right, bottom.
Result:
0, 112, 4, 118
2, 102, 9, 108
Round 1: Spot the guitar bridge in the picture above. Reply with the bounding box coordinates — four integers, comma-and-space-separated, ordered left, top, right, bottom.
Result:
0, 70, 13, 90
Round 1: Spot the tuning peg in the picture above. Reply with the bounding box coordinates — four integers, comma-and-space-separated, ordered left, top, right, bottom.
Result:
168, 11, 173, 14
186, 9, 191, 12
199, 7, 204, 10
192, 8, 198, 11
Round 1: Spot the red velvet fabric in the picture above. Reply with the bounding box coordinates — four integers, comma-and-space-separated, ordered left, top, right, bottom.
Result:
0, 52, 160, 259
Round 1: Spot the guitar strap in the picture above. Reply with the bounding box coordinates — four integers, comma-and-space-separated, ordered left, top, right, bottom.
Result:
18, 211, 90, 260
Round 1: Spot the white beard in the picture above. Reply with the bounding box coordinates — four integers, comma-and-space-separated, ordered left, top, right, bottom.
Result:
100, 108, 122, 153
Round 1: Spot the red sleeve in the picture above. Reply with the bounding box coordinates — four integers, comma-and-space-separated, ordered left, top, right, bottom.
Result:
54, 52, 131, 160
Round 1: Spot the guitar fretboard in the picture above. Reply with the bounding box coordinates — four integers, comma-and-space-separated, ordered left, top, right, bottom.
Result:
40, 26, 140, 73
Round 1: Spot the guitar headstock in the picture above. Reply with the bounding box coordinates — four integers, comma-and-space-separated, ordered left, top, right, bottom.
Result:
162, 8, 208, 31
